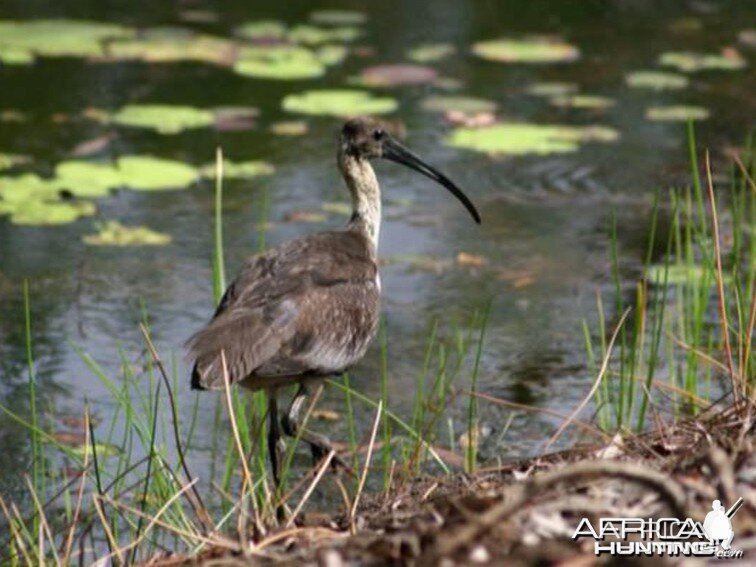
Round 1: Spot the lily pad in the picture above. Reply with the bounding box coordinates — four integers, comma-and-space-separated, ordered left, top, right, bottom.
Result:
107, 28, 237, 66
234, 45, 327, 79
69, 442, 122, 459
270, 121, 309, 136
282, 89, 398, 116
54, 161, 122, 197
472, 37, 580, 63
315, 44, 348, 66
321, 201, 352, 216
446, 123, 619, 155
645, 105, 709, 121
549, 94, 614, 109
0, 174, 61, 204
646, 264, 728, 285
200, 160, 274, 179
110, 104, 215, 134
0, 19, 134, 62
116, 156, 199, 190
525, 82, 578, 97
0, 153, 30, 171
234, 20, 288, 42
356, 64, 438, 87
407, 43, 456, 63
8, 200, 96, 226
83, 221, 172, 246
289, 24, 361, 45
625, 70, 690, 90
309, 10, 367, 26
659, 50, 747, 72
739, 30, 756, 48
420, 95, 497, 114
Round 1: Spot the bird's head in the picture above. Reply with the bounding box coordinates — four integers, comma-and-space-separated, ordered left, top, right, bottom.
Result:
339, 117, 481, 224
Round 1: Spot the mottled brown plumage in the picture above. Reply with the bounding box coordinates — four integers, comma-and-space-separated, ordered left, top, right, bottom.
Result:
188, 229, 379, 390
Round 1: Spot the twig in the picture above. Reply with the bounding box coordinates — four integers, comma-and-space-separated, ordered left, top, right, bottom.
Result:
430, 460, 687, 559
140, 323, 213, 531
349, 401, 383, 531
285, 450, 335, 528
542, 307, 631, 452
705, 152, 738, 399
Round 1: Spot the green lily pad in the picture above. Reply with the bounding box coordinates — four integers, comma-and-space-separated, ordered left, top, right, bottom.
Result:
659, 50, 747, 72
8, 200, 96, 226
270, 121, 309, 136
315, 44, 348, 66
309, 10, 366, 26
446, 123, 619, 155
0, 153, 30, 171
646, 264, 728, 285
234, 45, 326, 79
0, 174, 62, 205
110, 104, 215, 134
234, 20, 288, 41
407, 43, 456, 63
525, 82, 578, 97
549, 94, 614, 109
116, 156, 199, 190
645, 105, 709, 121
420, 95, 497, 114
107, 28, 237, 66
0, 19, 134, 62
0, 46, 34, 65
289, 24, 361, 45
625, 70, 690, 90
200, 160, 274, 179
68, 442, 122, 459
83, 221, 172, 246
356, 64, 438, 87
282, 89, 398, 116
472, 37, 580, 63
54, 161, 122, 197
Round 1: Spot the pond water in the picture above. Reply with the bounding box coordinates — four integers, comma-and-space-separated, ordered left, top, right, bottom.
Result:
0, 0, 754, 505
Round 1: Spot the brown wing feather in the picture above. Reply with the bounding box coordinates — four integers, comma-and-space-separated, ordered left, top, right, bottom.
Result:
188, 229, 378, 390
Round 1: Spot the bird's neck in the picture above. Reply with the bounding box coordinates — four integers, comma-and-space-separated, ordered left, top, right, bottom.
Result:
339, 153, 381, 249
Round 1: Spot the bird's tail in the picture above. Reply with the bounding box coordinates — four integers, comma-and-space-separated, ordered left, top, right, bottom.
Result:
190, 362, 207, 390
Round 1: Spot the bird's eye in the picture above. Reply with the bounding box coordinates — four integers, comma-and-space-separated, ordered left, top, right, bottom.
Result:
373, 128, 385, 141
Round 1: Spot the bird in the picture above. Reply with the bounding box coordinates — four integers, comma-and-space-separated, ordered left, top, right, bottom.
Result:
187, 116, 480, 502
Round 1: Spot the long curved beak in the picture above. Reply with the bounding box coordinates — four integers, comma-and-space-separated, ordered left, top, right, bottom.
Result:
382, 137, 481, 224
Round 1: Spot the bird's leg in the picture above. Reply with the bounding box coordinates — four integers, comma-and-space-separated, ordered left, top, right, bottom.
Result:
267, 392, 288, 522
268, 394, 281, 486
281, 383, 349, 471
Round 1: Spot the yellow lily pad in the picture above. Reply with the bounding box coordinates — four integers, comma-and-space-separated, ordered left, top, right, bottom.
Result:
407, 43, 456, 63
525, 82, 578, 97
0, 19, 133, 62
659, 50, 747, 72
200, 160, 274, 179
83, 221, 172, 246
54, 161, 122, 197
110, 104, 215, 134
270, 121, 309, 136
420, 95, 497, 114
645, 105, 709, 121
446, 123, 619, 155
282, 89, 398, 116
9, 200, 96, 226
116, 155, 199, 190
472, 37, 580, 63
625, 70, 690, 90
234, 45, 327, 80
549, 94, 614, 109
107, 28, 237, 66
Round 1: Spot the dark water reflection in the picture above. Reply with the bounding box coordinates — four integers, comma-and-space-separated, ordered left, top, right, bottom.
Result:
0, 0, 754, 503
